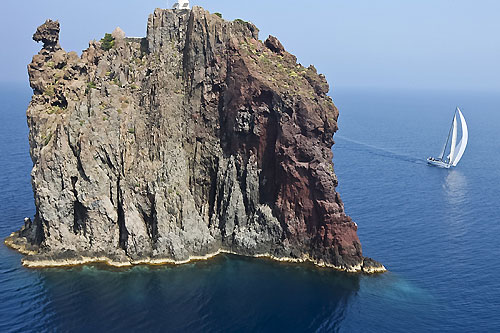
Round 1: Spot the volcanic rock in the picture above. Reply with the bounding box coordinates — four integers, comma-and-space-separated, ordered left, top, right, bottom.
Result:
265, 35, 285, 55
112, 27, 126, 40
5, 7, 384, 273
33, 19, 61, 51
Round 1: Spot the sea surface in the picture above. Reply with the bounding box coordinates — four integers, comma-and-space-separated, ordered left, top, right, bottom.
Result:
1, 83, 499, 332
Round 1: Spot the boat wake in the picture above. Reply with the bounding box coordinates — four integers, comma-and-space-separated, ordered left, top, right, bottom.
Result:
334, 135, 426, 165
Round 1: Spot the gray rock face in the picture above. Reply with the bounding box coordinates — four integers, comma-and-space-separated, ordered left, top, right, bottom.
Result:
111, 27, 126, 40
6, 7, 384, 273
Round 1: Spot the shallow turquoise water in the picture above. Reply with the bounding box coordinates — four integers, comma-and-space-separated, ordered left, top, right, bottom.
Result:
1, 83, 499, 332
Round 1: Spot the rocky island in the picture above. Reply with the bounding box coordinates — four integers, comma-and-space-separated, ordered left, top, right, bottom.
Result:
5, 7, 385, 273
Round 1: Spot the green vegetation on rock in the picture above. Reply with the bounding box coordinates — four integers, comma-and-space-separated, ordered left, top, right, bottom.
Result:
44, 85, 55, 97
100, 33, 115, 51
47, 105, 66, 115
42, 132, 53, 146
234, 18, 248, 25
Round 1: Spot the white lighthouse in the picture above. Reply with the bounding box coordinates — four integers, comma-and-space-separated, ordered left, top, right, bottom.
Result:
173, 0, 190, 10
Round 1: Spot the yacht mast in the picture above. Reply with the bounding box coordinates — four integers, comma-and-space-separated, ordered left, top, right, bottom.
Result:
439, 109, 457, 160
448, 115, 458, 163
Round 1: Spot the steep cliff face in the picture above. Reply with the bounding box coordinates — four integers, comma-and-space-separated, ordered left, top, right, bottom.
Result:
6, 7, 384, 273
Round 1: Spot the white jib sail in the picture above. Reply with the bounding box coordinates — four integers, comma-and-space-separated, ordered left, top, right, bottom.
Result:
448, 114, 458, 163
452, 108, 468, 166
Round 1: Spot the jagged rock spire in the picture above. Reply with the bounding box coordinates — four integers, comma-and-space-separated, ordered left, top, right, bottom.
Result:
33, 19, 61, 51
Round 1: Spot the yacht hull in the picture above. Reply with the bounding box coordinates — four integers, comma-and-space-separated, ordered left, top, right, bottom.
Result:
427, 158, 451, 169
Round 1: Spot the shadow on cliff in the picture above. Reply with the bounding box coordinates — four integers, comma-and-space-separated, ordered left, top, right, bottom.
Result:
35, 254, 360, 331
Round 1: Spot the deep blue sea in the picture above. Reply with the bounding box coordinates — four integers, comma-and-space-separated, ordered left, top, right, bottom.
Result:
1, 83, 499, 332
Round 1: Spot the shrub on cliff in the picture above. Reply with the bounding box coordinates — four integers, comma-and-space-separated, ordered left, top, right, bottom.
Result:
234, 18, 248, 24
100, 33, 115, 51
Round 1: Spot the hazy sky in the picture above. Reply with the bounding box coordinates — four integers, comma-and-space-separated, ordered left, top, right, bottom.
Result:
0, 0, 499, 92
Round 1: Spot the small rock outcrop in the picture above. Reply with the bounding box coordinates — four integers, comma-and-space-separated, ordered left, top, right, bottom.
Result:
112, 27, 126, 40
264, 35, 285, 55
33, 19, 61, 51
6, 7, 385, 273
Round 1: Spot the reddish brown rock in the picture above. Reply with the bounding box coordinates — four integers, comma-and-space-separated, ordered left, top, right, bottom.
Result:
265, 35, 285, 55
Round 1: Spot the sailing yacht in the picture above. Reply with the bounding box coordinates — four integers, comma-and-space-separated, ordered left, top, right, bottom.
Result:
427, 107, 468, 168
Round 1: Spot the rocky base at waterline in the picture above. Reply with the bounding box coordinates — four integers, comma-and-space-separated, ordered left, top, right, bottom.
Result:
6, 7, 385, 274
6, 231, 386, 273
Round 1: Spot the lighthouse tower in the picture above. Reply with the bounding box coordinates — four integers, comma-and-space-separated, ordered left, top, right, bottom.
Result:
173, 0, 190, 10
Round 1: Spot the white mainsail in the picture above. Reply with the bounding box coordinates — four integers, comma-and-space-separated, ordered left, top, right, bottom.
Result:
451, 107, 468, 166
448, 114, 458, 162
